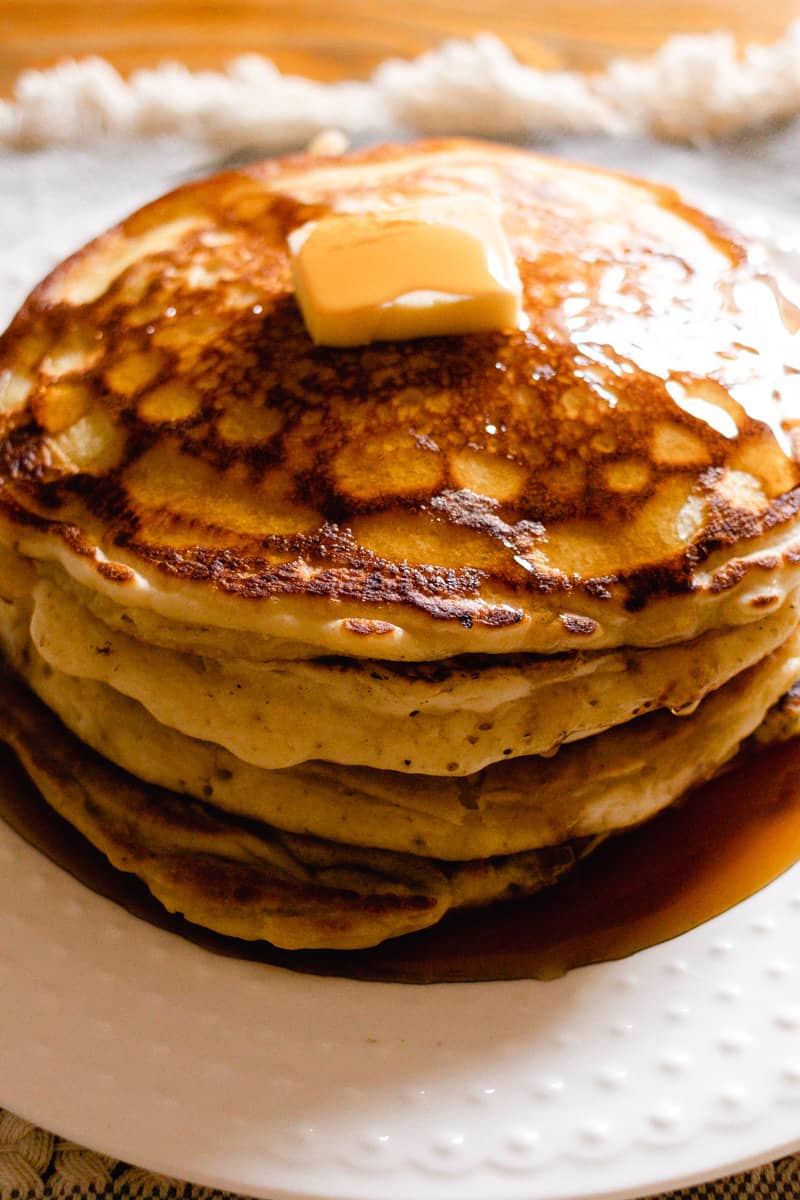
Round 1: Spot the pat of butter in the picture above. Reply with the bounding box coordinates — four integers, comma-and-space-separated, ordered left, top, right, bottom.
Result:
288, 196, 527, 347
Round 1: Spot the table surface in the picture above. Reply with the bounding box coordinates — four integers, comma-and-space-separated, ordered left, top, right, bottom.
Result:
2, 0, 800, 94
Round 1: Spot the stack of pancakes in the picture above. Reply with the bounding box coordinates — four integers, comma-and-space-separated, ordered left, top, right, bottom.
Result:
1, 140, 799, 950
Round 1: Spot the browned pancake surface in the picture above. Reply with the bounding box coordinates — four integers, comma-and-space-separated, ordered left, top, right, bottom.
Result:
1, 139, 799, 642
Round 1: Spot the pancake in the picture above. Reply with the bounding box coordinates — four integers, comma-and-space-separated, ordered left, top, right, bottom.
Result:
1, 140, 799, 661
2, 593, 799, 862
18, 571, 800, 773
0, 666, 594, 951
1, 137, 800, 951
0, 631, 798, 950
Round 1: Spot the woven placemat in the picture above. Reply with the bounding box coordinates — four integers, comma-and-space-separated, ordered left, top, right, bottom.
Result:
0, 1107, 798, 1198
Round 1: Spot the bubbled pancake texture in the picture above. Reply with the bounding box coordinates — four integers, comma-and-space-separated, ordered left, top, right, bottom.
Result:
1, 139, 800, 949
1, 140, 800, 658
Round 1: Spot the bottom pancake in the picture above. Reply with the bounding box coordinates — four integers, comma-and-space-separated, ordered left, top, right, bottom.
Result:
2, 605, 800, 947
2, 625, 800, 948
0, 668, 595, 950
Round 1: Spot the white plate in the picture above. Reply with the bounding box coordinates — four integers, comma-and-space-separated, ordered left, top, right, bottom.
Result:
1, 134, 800, 1200
1, 814, 799, 1200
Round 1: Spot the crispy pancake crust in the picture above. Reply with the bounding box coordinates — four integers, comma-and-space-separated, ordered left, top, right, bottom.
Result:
1, 140, 800, 657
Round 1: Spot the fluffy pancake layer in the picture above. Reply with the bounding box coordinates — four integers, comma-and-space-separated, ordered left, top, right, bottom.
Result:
2, 585, 799, 864
19, 568, 800, 775
0, 667, 592, 950
0, 617, 798, 949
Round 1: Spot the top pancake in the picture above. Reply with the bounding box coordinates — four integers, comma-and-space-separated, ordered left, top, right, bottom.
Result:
1, 138, 799, 659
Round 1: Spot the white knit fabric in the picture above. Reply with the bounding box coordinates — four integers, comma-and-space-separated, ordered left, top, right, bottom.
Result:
2, 24, 800, 150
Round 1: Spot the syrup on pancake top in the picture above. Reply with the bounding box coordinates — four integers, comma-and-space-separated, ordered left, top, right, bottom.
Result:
0, 139, 800, 952
1, 139, 799, 659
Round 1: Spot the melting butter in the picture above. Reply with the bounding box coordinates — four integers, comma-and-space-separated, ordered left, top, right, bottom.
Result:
288, 196, 527, 347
